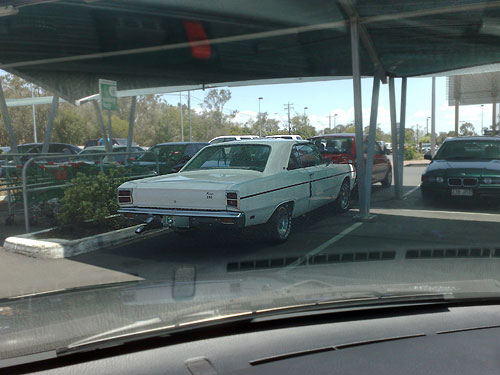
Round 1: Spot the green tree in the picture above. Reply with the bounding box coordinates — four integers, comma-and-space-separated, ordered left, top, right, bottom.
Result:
52, 106, 89, 145
290, 114, 317, 139
459, 122, 475, 136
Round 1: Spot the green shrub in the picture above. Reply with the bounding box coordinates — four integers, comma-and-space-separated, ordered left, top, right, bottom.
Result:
404, 145, 418, 160
57, 169, 126, 229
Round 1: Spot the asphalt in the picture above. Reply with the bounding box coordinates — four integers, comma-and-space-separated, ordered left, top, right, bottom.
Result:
1, 165, 500, 299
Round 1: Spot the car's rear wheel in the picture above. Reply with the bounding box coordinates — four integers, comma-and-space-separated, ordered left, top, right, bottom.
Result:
266, 204, 292, 243
334, 179, 351, 213
381, 168, 392, 187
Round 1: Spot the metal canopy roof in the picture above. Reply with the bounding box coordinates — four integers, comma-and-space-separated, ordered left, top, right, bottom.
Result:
2, 0, 500, 101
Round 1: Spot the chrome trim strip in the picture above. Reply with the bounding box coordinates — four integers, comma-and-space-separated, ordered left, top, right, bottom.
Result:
118, 207, 243, 219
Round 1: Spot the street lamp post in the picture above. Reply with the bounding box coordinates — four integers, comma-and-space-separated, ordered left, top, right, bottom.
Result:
303, 106, 308, 116
334, 113, 338, 128
426, 116, 430, 136
481, 104, 484, 134
258, 97, 263, 137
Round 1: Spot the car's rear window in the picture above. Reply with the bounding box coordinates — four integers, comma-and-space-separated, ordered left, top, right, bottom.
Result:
312, 137, 352, 154
140, 145, 187, 163
435, 140, 500, 160
183, 144, 271, 172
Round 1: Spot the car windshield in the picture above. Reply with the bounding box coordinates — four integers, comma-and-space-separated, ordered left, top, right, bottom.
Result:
312, 137, 353, 154
183, 144, 271, 172
435, 140, 500, 160
2, 1, 500, 367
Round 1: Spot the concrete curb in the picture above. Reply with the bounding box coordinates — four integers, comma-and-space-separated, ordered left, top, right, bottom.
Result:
3, 225, 169, 259
404, 162, 430, 167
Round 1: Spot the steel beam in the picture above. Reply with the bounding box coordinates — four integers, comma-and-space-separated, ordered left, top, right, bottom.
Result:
398, 78, 407, 189
350, 17, 367, 216
339, 0, 387, 82
41, 95, 59, 154
389, 77, 401, 198
454, 76, 461, 136
92, 101, 112, 153
363, 74, 381, 218
126, 96, 136, 154
431, 77, 436, 157
0, 80, 18, 154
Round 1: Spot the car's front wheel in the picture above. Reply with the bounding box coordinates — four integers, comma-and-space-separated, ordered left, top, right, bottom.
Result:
265, 204, 292, 243
334, 179, 351, 213
421, 188, 436, 205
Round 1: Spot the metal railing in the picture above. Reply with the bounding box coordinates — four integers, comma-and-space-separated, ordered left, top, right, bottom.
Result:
17, 151, 159, 233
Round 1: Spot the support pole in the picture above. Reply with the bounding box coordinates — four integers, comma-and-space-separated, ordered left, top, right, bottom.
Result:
0, 80, 18, 154
389, 77, 401, 199
126, 96, 136, 154
188, 91, 192, 141
493, 100, 497, 132
92, 101, 112, 153
431, 77, 436, 157
180, 93, 184, 142
454, 76, 461, 136
31, 86, 37, 143
350, 17, 366, 215
41, 95, 59, 154
107, 110, 113, 141
398, 77, 407, 189
363, 74, 381, 218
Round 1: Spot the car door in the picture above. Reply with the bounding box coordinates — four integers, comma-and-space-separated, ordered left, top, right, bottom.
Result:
283, 145, 310, 217
295, 143, 332, 210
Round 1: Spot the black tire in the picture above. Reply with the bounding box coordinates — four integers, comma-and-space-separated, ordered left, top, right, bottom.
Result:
5, 216, 14, 226
265, 204, 292, 243
381, 168, 392, 188
334, 179, 351, 213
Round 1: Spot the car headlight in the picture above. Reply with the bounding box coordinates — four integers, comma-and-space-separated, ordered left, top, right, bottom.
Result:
481, 177, 500, 184
436, 176, 444, 183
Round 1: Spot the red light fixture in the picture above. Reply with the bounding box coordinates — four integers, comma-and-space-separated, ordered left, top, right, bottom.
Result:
183, 21, 211, 59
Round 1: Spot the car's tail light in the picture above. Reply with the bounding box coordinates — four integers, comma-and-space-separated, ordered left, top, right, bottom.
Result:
118, 189, 133, 204
226, 191, 239, 208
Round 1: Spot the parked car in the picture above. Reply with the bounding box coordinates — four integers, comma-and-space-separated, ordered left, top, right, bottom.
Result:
421, 136, 500, 202
118, 140, 355, 242
137, 142, 208, 174
77, 145, 145, 163
266, 134, 303, 140
209, 135, 260, 144
84, 138, 121, 148
309, 133, 392, 187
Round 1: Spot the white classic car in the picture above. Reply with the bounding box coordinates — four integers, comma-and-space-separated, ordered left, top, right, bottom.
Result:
118, 140, 355, 242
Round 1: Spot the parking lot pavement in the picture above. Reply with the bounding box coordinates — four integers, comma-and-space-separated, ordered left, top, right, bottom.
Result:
1, 164, 499, 299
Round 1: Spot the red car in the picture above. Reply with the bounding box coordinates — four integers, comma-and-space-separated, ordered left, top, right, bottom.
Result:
309, 133, 392, 187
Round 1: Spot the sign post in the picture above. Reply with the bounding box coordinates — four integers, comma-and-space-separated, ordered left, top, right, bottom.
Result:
98, 79, 117, 152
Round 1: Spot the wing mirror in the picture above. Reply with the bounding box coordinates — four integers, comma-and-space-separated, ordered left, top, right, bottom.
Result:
424, 154, 433, 160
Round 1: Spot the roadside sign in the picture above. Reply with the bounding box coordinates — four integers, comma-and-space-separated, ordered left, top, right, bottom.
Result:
99, 79, 118, 111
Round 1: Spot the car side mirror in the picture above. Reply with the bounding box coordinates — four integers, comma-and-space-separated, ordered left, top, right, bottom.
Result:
424, 154, 432, 160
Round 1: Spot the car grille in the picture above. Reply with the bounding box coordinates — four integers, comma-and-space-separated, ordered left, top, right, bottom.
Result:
447, 177, 478, 187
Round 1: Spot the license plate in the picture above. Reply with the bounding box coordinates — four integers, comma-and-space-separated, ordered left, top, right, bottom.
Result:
451, 188, 473, 197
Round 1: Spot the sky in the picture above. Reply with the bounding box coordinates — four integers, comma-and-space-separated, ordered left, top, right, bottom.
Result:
164, 76, 495, 137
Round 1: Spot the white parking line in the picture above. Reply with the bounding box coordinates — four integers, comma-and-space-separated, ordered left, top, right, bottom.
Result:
283, 222, 363, 271
403, 185, 420, 198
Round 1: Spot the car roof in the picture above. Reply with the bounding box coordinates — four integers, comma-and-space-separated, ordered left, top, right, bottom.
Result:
153, 142, 208, 146
206, 139, 308, 146
443, 136, 500, 142
310, 133, 356, 138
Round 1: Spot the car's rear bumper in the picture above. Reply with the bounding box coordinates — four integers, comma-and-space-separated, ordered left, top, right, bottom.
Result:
118, 207, 245, 228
